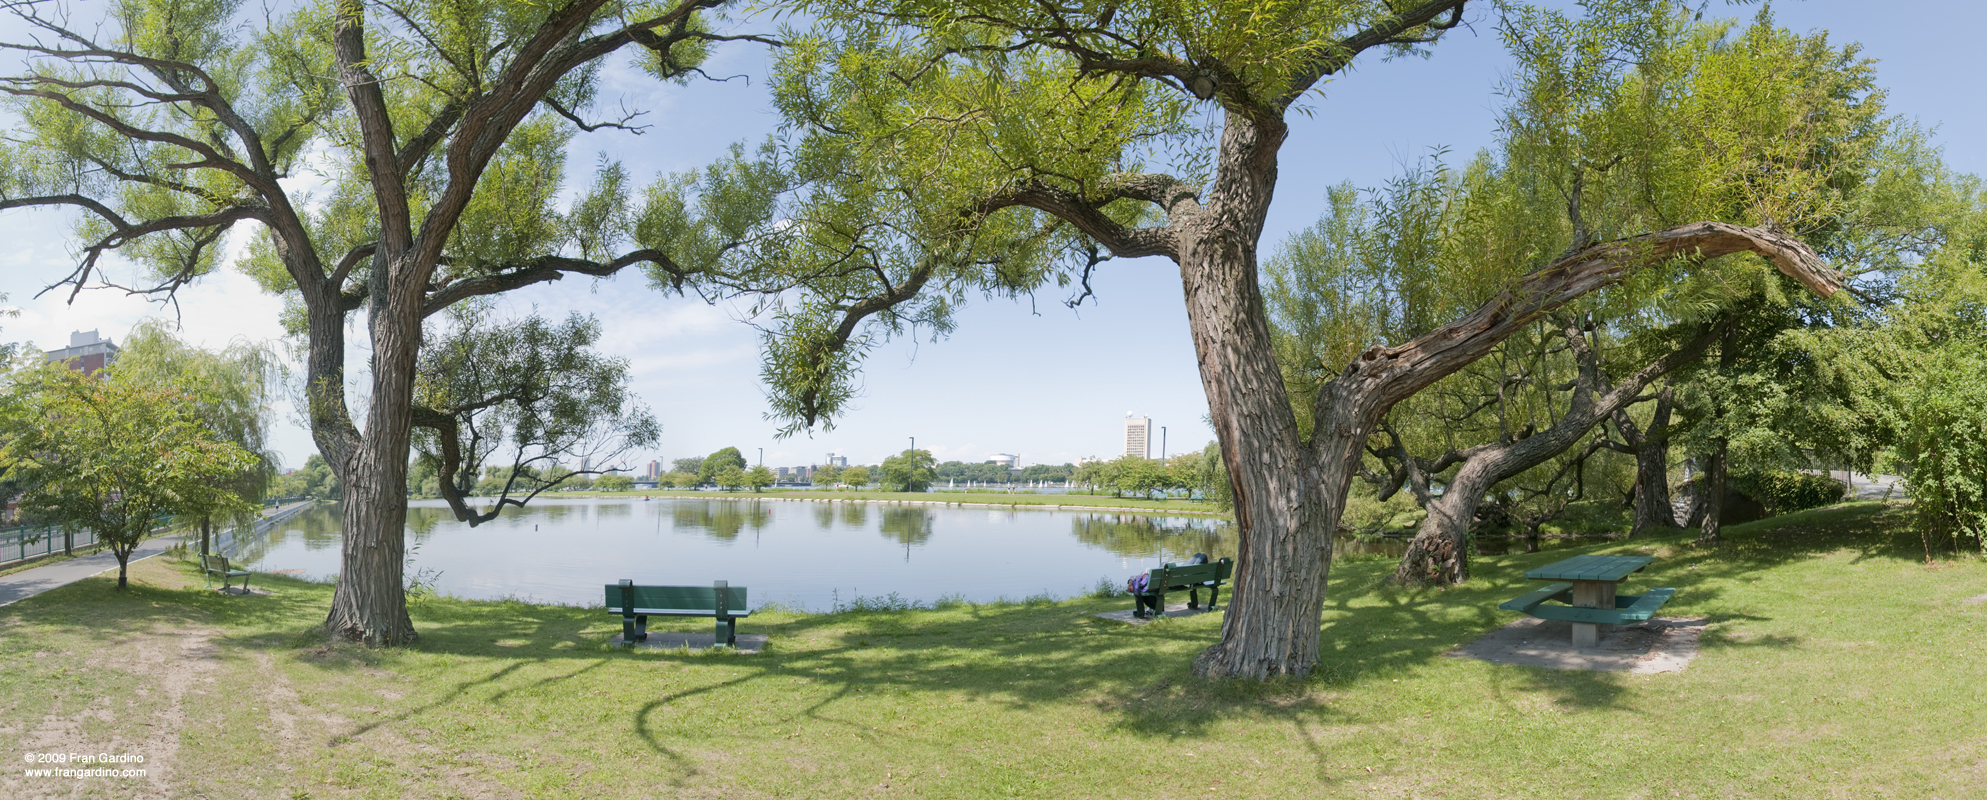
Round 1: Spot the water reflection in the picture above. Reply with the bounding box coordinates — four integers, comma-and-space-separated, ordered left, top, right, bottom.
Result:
672, 499, 772, 541
1069, 515, 1234, 562
879, 508, 935, 561
239, 498, 1269, 609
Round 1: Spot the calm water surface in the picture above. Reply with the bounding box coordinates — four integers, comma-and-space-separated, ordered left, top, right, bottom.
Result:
237, 498, 1379, 610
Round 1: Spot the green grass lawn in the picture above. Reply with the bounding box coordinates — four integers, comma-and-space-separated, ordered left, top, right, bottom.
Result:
568, 488, 1233, 517
3, 500, 1984, 798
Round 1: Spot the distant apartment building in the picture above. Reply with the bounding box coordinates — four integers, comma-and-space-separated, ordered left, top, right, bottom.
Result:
1123, 415, 1151, 459
45, 330, 119, 375
823, 454, 849, 468
646, 461, 660, 480
988, 453, 1020, 469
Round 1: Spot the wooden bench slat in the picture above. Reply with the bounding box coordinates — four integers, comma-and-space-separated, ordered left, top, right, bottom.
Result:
1497, 582, 1573, 614
1523, 588, 1676, 625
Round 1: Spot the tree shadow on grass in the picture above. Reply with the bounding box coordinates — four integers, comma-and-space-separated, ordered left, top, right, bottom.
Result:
8, 506, 1925, 789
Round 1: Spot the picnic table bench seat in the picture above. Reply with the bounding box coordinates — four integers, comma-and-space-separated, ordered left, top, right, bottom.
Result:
201, 554, 250, 592
1130, 558, 1233, 619
1499, 581, 1677, 625
605, 580, 751, 646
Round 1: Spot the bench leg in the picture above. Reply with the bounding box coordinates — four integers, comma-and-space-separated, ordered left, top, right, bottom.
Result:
1571, 622, 1599, 648
621, 614, 649, 644
715, 616, 735, 646
1187, 587, 1199, 610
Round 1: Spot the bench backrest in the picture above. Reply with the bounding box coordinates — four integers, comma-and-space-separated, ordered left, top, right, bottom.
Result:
1147, 558, 1233, 590
604, 581, 747, 615
201, 554, 230, 572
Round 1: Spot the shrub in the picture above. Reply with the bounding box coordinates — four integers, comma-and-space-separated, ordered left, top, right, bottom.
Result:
1732, 471, 1846, 515
1901, 348, 1987, 552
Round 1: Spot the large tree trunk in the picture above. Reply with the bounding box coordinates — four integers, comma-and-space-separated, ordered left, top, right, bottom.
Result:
1179, 114, 1342, 680
323, 263, 424, 645
1390, 325, 1714, 585
1618, 384, 1678, 535
1186, 214, 1831, 677
1697, 443, 1727, 546
1695, 318, 1739, 547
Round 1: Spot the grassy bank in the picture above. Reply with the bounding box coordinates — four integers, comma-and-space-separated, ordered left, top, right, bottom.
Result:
561, 488, 1234, 517
3, 501, 1984, 798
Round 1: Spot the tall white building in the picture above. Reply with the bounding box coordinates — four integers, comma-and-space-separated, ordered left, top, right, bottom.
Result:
1123, 414, 1151, 459
988, 454, 1020, 469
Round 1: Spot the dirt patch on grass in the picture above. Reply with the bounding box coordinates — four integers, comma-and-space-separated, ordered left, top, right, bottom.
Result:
1447, 617, 1706, 673
0, 627, 223, 799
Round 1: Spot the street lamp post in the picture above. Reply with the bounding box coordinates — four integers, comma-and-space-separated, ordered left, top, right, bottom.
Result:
757, 447, 763, 467
910, 436, 915, 452
1161, 426, 1167, 459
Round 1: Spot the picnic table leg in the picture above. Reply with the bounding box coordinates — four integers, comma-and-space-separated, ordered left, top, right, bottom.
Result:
1569, 580, 1617, 647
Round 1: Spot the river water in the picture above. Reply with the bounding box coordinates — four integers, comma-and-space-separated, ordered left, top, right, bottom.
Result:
232, 498, 1409, 610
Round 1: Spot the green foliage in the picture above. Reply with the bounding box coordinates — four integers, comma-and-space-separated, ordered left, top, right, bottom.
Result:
880, 448, 936, 492
839, 465, 871, 488
0, 361, 255, 584
274, 455, 341, 500
699, 447, 748, 486
593, 474, 635, 492
1730, 471, 1848, 517
745, 465, 776, 492
112, 321, 276, 518
413, 308, 659, 509
811, 463, 842, 487
714, 466, 747, 492
1900, 347, 1987, 552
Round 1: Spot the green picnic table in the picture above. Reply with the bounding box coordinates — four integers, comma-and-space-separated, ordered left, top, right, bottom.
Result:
1498, 554, 1676, 648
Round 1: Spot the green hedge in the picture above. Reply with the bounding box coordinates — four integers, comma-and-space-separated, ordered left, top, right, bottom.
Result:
1733, 471, 1847, 515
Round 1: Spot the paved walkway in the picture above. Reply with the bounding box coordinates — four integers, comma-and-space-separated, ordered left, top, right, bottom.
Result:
0, 502, 313, 608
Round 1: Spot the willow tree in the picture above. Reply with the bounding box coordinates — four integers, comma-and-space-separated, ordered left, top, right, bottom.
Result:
111, 321, 277, 556
659, 0, 1838, 677
0, 0, 768, 644
1270, 9, 1908, 584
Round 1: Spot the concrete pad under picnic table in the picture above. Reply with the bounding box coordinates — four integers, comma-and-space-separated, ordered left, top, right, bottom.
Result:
1447, 616, 1707, 673
1094, 602, 1220, 625
611, 632, 768, 653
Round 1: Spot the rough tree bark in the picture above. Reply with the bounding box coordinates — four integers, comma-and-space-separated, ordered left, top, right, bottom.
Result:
1612, 383, 1679, 535
1387, 322, 1716, 586
1695, 318, 1741, 547
1183, 221, 1836, 677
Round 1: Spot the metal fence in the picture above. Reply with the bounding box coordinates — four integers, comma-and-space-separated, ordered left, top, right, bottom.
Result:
0, 525, 103, 566
0, 501, 312, 568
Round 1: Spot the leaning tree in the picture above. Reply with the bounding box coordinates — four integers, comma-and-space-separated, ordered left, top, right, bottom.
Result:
1267, 8, 1922, 583
0, 0, 772, 644
680, 0, 1844, 678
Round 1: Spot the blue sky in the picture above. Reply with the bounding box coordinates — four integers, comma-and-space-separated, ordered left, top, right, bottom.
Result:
0, 1, 1979, 473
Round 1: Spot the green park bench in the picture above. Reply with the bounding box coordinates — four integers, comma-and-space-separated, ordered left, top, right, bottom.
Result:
1499, 554, 1676, 646
1130, 558, 1233, 619
604, 580, 751, 647
201, 554, 251, 593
